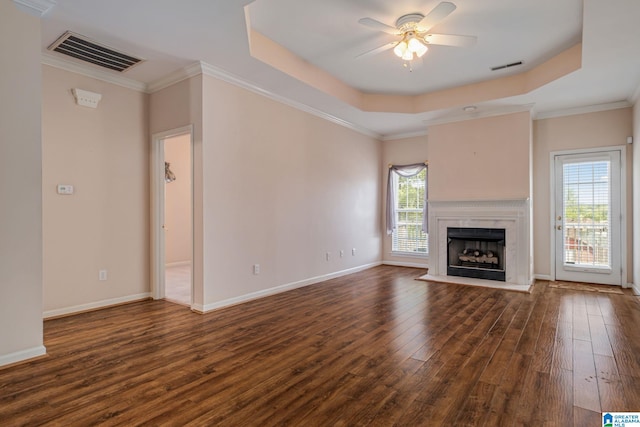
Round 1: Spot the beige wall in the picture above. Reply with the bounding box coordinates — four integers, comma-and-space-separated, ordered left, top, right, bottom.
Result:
164, 134, 192, 264
428, 112, 532, 201
0, 3, 45, 365
199, 74, 382, 307
381, 135, 429, 266
150, 75, 381, 310
42, 66, 150, 315
634, 102, 640, 293
532, 108, 633, 281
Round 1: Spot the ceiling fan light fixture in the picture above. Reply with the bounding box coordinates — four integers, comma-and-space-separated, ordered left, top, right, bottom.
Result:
394, 34, 428, 61
410, 38, 428, 57
393, 41, 408, 58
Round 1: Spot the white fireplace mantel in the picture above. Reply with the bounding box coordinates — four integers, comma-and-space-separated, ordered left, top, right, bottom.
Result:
427, 199, 533, 290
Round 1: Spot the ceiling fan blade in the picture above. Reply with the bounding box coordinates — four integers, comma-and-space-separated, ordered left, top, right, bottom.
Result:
355, 41, 396, 58
358, 17, 401, 35
417, 1, 457, 32
423, 33, 477, 47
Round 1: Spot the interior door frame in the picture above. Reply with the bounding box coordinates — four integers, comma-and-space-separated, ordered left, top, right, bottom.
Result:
549, 145, 627, 286
151, 125, 194, 302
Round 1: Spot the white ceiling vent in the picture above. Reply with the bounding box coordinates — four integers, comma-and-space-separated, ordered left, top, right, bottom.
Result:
48, 31, 143, 73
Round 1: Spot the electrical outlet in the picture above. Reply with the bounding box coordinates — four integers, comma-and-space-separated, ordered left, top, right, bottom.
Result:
340, 250, 344, 258
326, 252, 330, 261
253, 264, 260, 275
352, 248, 356, 256
57, 184, 74, 195
99, 270, 107, 281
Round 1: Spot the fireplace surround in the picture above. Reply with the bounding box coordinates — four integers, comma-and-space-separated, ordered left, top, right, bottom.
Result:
425, 199, 532, 291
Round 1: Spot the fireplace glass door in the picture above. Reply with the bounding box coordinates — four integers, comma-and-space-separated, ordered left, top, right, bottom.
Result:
447, 227, 506, 281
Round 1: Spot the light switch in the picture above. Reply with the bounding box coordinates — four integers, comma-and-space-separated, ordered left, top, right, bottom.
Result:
57, 184, 74, 195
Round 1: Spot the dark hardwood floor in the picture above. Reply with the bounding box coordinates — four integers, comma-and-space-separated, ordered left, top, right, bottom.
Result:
2, 265, 640, 426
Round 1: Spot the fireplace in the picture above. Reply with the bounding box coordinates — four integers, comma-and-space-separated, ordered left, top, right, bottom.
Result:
447, 227, 506, 281
425, 199, 532, 291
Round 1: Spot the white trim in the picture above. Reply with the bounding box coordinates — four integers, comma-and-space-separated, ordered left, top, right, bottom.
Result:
148, 61, 381, 139
550, 146, 627, 286
41, 52, 147, 93
43, 293, 150, 319
198, 62, 381, 139
418, 273, 532, 293
193, 262, 382, 313
0, 345, 47, 368
423, 104, 534, 128
388, 251, 428, 259
630, 80, 640, 104
382, 129, 428, 141
633, 284, 640, 295
383, 260, 429, 269
427, 199, 532, 287
165, 261, 191, 268
151, 125, 194, 303
146, 62, 203, 93
535, 101, 632, 120
534, 274, 553, 281
12, 0, 55, 17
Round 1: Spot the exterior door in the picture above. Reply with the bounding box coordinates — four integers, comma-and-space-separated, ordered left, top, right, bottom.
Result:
554, 150, 622, 285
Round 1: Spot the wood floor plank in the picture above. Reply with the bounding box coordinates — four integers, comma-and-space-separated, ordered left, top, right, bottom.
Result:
540, 367, 573, 425
572, 292, 592, 342
573, 338, 601, 413
589, 313, 614, 357
2, 266, 640, 425
594, 353, 628, 412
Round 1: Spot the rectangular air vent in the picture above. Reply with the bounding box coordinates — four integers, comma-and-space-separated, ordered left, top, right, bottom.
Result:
48, 31, 143, 73
490, 61, 523, 71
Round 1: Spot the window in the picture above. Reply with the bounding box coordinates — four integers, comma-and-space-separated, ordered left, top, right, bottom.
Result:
387, 164, 428, 255
562, 160, 611, 268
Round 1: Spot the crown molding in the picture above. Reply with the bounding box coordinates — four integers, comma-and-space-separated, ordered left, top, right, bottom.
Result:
193, 61, 380, 139
422, 104, 535, 128
630, 79, 640, 105
145, 62, 203, 93
534, 100, 632, 120
42, 52, 147, 92
42, 53, 380, 139
381, 129, 428, 141
12, 0, 55, 17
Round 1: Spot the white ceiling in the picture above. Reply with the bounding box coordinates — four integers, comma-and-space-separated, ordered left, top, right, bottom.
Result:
37, 0, 640, 138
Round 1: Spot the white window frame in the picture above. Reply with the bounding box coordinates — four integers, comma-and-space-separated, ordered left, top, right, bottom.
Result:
390, 169, 428, 256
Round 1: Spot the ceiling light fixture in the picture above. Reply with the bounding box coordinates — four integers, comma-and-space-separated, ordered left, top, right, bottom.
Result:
393, 31, 428, 61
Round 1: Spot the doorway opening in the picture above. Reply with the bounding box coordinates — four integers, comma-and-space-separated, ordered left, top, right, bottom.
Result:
551, 147, 625, 286
163, 134, 192, 305
151, 126, 193, 306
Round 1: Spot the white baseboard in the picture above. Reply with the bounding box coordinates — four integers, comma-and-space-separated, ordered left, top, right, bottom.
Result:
633, 284, 640, 296
43, 293, 151, 319
534, 274, 553, 281
0, 345, 47, 368
165, 261, 191, 268
195, 262, 382, 313
382, 260, 429, 269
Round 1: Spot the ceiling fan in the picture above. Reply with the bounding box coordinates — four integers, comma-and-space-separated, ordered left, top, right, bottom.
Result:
357, 2, 476, 66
